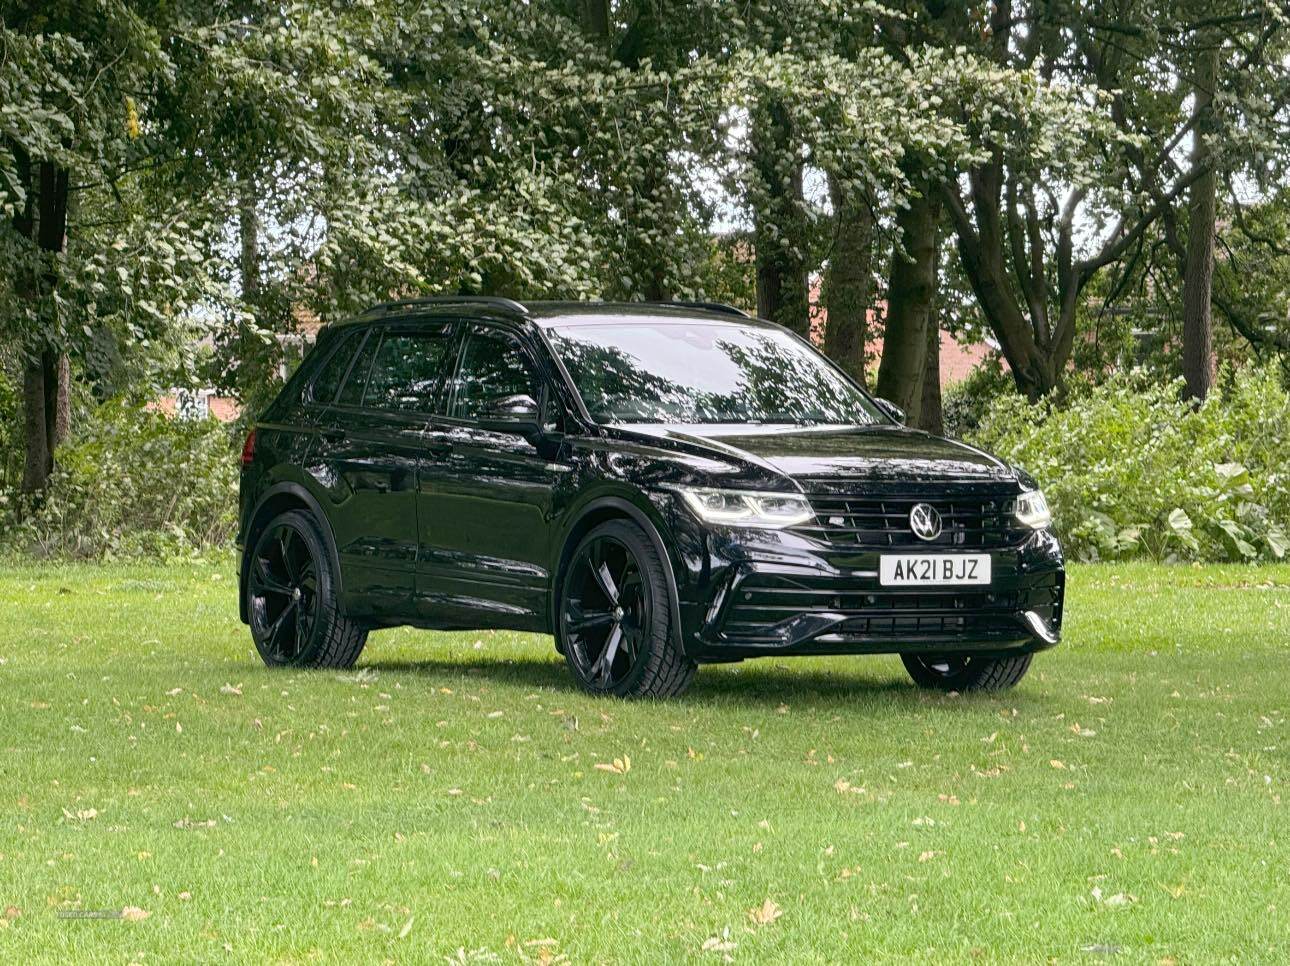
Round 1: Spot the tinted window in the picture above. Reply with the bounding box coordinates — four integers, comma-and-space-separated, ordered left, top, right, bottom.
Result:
337, 330, 378, 407
547, 321, 884, 426
310, 330, 361, 405
451, 330, 535, 420
363, 328, 453, 412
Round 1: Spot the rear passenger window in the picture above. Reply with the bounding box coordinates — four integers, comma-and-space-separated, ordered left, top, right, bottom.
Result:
363, 329, 453, 412
310, 330, 361, 405
337, 331, 379, 407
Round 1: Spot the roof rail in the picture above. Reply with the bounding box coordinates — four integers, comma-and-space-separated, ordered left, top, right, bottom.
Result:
661, 300, 750, 318
363, 295, 529, 317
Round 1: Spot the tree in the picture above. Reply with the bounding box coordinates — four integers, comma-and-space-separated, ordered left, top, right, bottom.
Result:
932, 0, 1290, 400
1181, 38, 1220, 400
822, 171, 875, 383
1, 3, 173, 491
875, 181, 941, 423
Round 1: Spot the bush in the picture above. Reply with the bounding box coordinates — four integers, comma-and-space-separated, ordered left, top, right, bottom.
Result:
969, 363, 1290, 562
0, 400, 239, 558
942, 355, 1014, 440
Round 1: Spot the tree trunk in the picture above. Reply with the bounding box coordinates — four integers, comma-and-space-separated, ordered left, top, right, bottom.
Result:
21, 356, 51, 493
18, 158, 70, 493
1182, 42, 1219, 402
54, 354, 71, 445
752, 101, 810, 336
239, 177, 262, 304
234, 173, 270, 394
919, 316, 944, 435
875, 187, 941, 422
823, 171, 874, 384
578, 0, 609, 40
581, 3, 672, 302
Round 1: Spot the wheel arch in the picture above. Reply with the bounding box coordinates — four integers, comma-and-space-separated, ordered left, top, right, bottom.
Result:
550, 495, 684, 646
239, 482, 344, 623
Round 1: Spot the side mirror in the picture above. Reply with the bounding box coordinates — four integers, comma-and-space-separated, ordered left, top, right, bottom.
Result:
478, 393, 541, 435
875, 397, 905, 424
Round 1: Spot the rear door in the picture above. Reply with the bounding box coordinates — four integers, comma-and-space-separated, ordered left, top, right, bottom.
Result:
311, 321, 456, 616
414, 322, 569, 629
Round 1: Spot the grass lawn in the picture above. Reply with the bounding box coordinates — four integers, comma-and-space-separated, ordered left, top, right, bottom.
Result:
1, 559, 1288, 963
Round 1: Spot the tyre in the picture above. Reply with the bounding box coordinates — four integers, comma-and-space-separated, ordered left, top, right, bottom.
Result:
245, 509, 368, 669
901, 652, 1032, 692
557, 519, 696, 698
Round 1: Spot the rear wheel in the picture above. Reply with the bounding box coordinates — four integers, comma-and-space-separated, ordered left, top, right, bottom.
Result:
558, 520, 696, 698
901, 653, 1032, 692
246, 510, 368, 669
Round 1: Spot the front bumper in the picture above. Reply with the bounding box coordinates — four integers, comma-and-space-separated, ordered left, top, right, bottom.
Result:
670, 514, 1064, 663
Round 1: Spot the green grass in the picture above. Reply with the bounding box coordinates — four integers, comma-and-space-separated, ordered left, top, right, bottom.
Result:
1, 559, 1288, 963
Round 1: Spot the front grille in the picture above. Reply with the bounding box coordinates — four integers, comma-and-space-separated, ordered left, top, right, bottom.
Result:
796, 494, 1017, 548
719, 571, 1063, 644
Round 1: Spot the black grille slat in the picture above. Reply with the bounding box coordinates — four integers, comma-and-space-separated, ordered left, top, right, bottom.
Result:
799, 493, 1015, 548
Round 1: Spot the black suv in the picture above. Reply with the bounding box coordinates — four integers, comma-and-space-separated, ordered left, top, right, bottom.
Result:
238, 297, 1063, 697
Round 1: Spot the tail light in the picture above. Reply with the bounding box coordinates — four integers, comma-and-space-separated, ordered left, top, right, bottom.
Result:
241, 428, 257, 468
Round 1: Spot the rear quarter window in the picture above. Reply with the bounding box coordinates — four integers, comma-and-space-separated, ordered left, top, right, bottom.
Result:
309, 329, 363, 406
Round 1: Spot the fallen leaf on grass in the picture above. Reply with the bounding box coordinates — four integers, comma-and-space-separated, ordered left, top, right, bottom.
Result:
173, 817, 217, 830
1091, 886, 1135, 907
219, 683, 242, 696
748, 898, 783, 926
120, 906, 149, 922
701, 927, 737, 954
399, 916, 414, 939
63, 808, 97, 821
594, 756, 631, 775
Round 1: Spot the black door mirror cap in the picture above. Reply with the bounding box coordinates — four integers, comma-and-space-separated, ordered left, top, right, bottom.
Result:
478, 394, 542, 435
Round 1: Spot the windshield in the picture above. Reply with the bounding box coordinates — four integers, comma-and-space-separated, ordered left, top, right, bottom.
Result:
547, 320, 885, 426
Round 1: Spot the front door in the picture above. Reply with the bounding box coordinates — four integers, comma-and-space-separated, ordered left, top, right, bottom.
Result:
311, 321, 456, 616
414, 323, 568, 630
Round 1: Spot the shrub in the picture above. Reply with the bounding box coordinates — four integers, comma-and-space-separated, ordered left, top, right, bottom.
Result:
969, 363, 1290, 562
0, 400, 239, 558
942, 355, 1014, 440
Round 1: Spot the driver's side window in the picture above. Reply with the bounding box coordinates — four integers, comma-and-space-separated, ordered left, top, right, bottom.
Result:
450, 328, 536, 420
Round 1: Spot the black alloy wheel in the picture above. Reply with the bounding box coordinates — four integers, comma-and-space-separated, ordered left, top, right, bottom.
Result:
901, 652, 1032, 692
247, 510, 367, 668
558, 520, 695, 698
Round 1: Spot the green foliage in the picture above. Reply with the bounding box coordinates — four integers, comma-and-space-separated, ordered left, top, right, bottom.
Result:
941, 354, 1013, 439
0, 402, 238, 558
970, 363, 1290, 562
0, 360, 22, 490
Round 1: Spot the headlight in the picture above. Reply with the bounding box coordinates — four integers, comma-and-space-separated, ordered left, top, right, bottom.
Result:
1012, 489, 1052, 529
676, 487, 813, 529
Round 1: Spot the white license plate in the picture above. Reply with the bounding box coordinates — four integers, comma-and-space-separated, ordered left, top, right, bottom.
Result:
879, 554, 992, 586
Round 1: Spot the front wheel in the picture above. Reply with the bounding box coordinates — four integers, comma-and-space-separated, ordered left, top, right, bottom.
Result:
901, 653, 1032, 692
557, 520, 696, 698
245, 510, 368, 669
